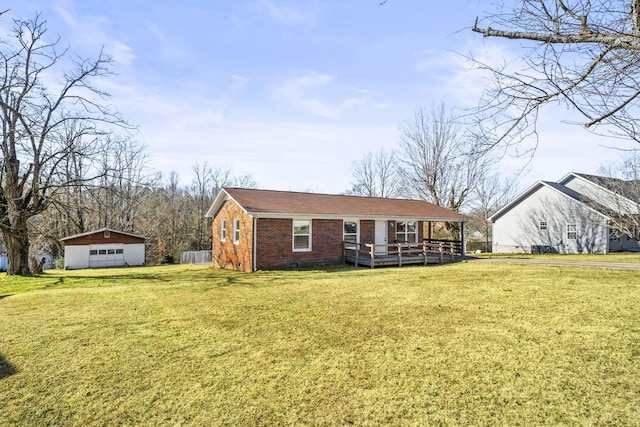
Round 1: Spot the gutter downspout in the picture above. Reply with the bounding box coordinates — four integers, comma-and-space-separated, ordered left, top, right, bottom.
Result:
604, 220, 609, 255
252, 216, 257, 271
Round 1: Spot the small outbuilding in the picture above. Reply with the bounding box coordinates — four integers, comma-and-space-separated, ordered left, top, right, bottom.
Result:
61, 228, 148, 270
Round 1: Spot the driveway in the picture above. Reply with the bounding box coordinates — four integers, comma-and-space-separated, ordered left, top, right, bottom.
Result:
464, 257, 640, 271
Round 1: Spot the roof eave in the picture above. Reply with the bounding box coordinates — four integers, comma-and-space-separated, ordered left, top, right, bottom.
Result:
61, 227, 149, 241
488, 181, 545, 222
205, 188, 252, 217
249, 212, 468, 221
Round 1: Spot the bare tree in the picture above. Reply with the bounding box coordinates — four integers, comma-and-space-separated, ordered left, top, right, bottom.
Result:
230, 173, 258, 190
472, 1, 640, 148
596, 153, 640, 244
141, 171, 190, 263
190, 162, 221, 251
348, 148, 400, 197
468, 172, 519, 252
397, 104, 487, 212
0, 12, 129, 275
92, 137, 152, 232
188, 162, 257, 251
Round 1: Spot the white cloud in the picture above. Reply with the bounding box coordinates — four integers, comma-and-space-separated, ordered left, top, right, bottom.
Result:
144, 20, 166, 42
252, 0, 316, 26
273, 71, 369, 119
230, 74, 249, 90
55, 6, 78, 27
54, 6, 136, 65
412, 41, 519, 108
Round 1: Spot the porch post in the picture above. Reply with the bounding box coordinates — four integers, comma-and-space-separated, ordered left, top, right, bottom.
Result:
461, 221, 466, 256
342, 241, 346, 263
423, 242, 428, 265
370, 244, 375, 269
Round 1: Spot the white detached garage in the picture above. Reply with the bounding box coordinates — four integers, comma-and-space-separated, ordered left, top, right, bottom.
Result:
61, 228, 148, 270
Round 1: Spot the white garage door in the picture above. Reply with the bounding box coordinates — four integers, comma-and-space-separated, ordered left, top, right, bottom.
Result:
89, 244, 125, 268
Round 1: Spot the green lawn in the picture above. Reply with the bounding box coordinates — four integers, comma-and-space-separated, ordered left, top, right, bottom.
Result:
1, 263, 639, 425
474, 251, 640, 263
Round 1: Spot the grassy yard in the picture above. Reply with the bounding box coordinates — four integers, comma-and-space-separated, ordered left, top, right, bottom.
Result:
474, 251, 640, 263
1, 263, 639, 426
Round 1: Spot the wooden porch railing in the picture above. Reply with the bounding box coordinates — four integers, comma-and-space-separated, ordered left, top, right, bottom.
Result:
423, 238, 463, 254
343, 241, 459, 268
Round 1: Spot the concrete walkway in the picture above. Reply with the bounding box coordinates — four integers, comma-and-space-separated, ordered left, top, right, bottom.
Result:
464, 257, 640, 271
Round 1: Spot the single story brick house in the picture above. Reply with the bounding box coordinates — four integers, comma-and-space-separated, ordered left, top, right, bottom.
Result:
61, 228, 148, 269
205, 188, 469, 272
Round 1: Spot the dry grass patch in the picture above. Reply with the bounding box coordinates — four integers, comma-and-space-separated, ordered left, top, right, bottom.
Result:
1, 264, 639, 425
475, 251, 640, 263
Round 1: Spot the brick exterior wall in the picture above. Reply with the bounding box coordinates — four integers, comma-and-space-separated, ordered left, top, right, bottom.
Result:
360, 220, 375, 244
211, 200, 254, 272
211, 208, 427, 272
255, 218, 344, 270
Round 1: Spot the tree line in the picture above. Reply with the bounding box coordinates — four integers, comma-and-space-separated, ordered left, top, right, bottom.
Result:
31, 160, 256, 268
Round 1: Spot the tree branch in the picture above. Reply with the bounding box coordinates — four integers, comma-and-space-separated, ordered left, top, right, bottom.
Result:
472, 22, 640, 49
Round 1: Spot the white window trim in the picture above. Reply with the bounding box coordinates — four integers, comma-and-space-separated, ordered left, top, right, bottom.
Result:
567, 223, 577, 240
233, 218, 240, 244
292, 219, 312, 252
220, 219, 227, 242
343, 219, 359, 244
396, 220, 419, 243
539, 220, 548, 230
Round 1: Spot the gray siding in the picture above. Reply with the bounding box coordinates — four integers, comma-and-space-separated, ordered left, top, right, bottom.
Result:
563, 175, 639, 215
493, 185, 609, 254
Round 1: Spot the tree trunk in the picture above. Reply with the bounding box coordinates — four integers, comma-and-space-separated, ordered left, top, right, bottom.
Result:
3, 219, 32, 276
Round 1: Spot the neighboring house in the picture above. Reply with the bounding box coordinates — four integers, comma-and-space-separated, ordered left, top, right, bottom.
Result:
489, 172, 640, 254
61, 228, 148, 269
205, 187, 469, 272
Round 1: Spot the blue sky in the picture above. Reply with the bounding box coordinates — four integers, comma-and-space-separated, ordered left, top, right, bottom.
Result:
7, 0, 636, 194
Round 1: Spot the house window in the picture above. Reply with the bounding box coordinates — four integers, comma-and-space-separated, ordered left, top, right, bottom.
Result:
115, 249, 124, 254
567, 224, 577, 240
90, 250, 98, 256
293, 220, 311, 251
104, 231, 110, 238
221, 219, 227, 242
396, 221, 418, 243
233, 218, 240, 244
343, 221, 358, 247
610, 229, 620, 241
539, 220, 548, 230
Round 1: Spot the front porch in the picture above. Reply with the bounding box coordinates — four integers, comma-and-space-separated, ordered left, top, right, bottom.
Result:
343, 240, 462, 268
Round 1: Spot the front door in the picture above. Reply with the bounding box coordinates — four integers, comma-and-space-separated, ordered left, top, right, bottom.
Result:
375, 220, 388, 254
